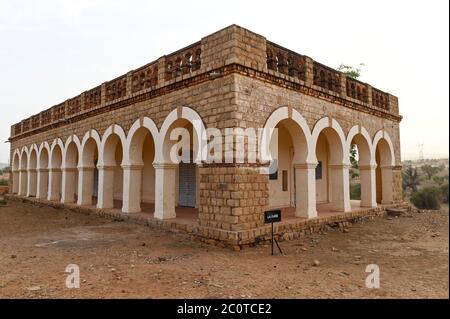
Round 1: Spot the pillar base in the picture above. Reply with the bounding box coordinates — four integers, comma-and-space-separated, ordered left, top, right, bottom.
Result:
97, 165, 116, 209
121, 164, 144, 213
61, 167, 78, 204
77, 166, 95, 206
153, 162, 177, 220
294, 163, 318, 219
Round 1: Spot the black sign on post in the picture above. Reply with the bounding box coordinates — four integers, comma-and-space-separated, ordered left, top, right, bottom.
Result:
264, 210, 281, 223
264, 210, 283, 255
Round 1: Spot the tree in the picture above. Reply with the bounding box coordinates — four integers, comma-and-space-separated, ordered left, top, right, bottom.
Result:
433, 175, 445, 185
349, 144, 359, 179
402, 165, 420, 192
421, 164, 441, 180
337, 63, 365, 79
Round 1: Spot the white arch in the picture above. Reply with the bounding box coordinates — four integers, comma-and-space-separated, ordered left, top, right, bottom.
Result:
311, 117, 348, 164
79, 129, 101, 167
261, 106, 313, 163
346, 125, 374, 165
373, 129, 395, 204
12, 149, 21, 194
74, 130, 101, 206
18, 146, 30, 171
17, 146, 29, 196
311, 117, 351, 212
35, 142, 51, 199
157, 106, 207, 163
27, 144, 39, 169
62, 135, 81, 168
98, 124, 127, 166
262, 106, 318, 218
26, 145, 39, 197
49, 138, 65, 168
372, 130, 395, 166
121, 117, 160, 213
80, 130, 101, 152
38, 142, 51, 169
12, 149, 20, 170
346, 125, 377, 208
96, 124, 127, 209
123, 117, 159, 165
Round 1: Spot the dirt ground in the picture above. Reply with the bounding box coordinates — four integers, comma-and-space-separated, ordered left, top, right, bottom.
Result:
0, 200, 448, 299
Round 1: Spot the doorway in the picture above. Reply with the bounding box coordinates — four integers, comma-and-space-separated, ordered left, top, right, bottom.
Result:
178, 162, 196, 207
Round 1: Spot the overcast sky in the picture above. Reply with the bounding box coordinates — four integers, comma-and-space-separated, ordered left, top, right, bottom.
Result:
0, 0, 448, 164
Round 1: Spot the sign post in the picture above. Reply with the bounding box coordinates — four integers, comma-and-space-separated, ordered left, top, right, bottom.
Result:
264, 210, 282, 255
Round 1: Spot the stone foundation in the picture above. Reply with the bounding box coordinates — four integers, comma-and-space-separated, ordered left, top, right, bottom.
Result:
6, 194, 410, 250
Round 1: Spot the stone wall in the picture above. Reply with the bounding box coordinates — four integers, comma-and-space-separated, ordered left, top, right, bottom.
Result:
198, 164, 268, 232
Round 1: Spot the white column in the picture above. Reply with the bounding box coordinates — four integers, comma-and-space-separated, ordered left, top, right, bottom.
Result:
153, 162, 177, 220
97, 165, 115, 209
18, 169, 27, 196
294, 163, 318, 218
359, 164, 377, 207
48, 168, 62, 201
122, 164, 143, 213
61, 167, 77, 203
329, 164, 351, 212
36, 168, 49, 199
77, 166, 95, 206
12, 170, 19, 194
380, 165, 393, 204
26, 168, 37, 197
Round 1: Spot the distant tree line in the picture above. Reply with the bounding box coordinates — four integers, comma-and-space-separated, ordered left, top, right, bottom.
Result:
0, 166, 10, 186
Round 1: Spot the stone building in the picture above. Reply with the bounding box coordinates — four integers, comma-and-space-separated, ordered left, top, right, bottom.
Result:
9, 25, 403, 247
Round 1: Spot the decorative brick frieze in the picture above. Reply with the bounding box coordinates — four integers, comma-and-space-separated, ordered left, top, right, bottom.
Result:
22, 118, 30, 132
105, 75, 127, 102
10, 25, 400, 140
84, 86, 101, 110
31, 114, 41, 129
131, 62, 158, 93
372, 87, 390, 110
346, 77, 368, 103
266, 41, 306, 81
165, 42, 201, 81
53, 103, 65, 121
67, 96, 82, 116
313, 62, 341, 94
41, 109, 52, 126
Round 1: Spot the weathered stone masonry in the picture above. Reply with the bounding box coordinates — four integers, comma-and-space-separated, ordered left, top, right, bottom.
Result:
9, 25, 403, 247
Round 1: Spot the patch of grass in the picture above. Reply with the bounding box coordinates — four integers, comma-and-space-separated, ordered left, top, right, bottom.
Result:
350, 183, 361, 200
0, 179, 8, 186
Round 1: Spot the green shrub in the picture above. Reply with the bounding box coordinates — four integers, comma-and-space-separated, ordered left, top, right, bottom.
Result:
410, 187, 441, 210
350, 183, 361, 200
0, 179, 8, 186
440, 183, 449, 203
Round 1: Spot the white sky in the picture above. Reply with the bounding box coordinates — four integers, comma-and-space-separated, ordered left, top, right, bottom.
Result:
0, 0, 448, 164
